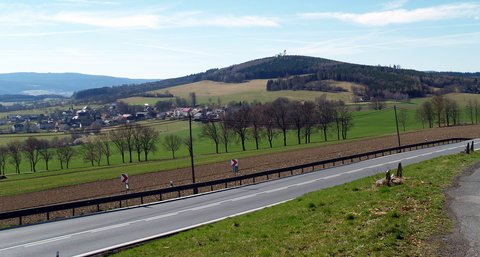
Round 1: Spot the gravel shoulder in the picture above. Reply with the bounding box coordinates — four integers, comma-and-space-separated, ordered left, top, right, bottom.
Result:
444, 158, 480, 256
1, 125, 480, 212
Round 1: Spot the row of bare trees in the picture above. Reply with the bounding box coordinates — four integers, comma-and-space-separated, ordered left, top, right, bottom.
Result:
200, 97, 354, 153
0, 123, 162, 174
416, 95, 461, 128
105, 123, 159, 164
0, 137, 74, 175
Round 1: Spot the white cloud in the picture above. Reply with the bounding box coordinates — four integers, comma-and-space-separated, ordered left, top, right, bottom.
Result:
51, 12, 160, 28
47, 11, 279, 29
382, 0, 408, 10
299, 3, 480, 26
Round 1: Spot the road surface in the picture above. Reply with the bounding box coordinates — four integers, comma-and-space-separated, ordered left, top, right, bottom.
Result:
0, 139, 477, 257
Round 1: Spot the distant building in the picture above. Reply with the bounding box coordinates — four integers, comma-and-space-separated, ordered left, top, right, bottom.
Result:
11, 123, 24, 133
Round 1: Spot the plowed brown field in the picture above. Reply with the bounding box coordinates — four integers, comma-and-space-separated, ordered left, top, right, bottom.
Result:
1, 125, 479, 212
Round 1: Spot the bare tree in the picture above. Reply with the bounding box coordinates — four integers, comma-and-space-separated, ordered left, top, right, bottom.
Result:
163, 134, 182, 159
300, 101, 316, 144
466, 100, 475, 124
370, 97, 386, 110
225, 104, 251, 151
38, 139, 52, 170
122, 123, 135, 163
262, 103, 279, 148
416, 108, 426, 129
271, 98, 290, 146
81, 140, 98, 167
23, 137, 42, 172
445, 99, 459, 126
132, 124, 144, 162
54, 138, 76, 169
250, 102, 265, 150
0, 147, 8, 175
289, 101, 305, 145
200, 118, 220, 153
316, 97, 334, 141
431, 95, 445, 127
337, 104, 353, 140
420, 101, 434, 128
139, 126, 159, 161
7, 140, 22, 174
219, 114, 233, 153
398, 109, 408, 131
108, 129, 127, 163
99, 136, 112, 165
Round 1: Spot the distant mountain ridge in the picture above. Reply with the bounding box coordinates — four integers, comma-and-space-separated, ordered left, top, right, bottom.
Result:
0, 72, 160, 96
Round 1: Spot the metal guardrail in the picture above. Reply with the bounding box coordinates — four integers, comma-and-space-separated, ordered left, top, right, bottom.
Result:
0, 137, 470, 225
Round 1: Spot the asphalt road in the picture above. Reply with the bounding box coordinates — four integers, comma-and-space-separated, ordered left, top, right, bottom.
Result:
0, 139, 477, 257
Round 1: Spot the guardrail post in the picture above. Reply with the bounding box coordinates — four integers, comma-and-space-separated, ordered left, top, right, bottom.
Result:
97, 204, 100, 212
253, 177, 256, 183
140, 197, 144, 205
72, 208, 75, 216
19, 216, 22, 225
46, 212, 49, 221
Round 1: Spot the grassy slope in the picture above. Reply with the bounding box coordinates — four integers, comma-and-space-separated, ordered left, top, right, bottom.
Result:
120, 80, 356, 105
112, 151, 480, 257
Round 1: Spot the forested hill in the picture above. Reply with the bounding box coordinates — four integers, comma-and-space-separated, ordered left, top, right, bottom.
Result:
72, 55, 480, 102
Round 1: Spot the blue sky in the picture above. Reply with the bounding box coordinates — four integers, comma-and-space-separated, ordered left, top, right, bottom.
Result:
0, 0, 479, 78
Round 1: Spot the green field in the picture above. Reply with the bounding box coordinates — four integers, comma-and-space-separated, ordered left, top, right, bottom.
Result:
111, 151, 480, 256
0, 106, 456, 197
0, 91, 478, 197
120, 80, 357, 105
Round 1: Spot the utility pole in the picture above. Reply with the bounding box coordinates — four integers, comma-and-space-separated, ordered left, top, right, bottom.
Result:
188, 110, 197, 194
394, 105, 401, 148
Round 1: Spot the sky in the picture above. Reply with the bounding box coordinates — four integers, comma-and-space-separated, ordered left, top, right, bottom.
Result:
0, 0, 479, 79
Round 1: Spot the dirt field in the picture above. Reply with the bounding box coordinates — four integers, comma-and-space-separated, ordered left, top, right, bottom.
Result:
1, 125, 480, 212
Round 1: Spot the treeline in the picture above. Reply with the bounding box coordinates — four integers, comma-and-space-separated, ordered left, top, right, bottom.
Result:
267, 75, 348, 92
71, 75, 196, 103
0, 123, 161, 175
200, 97, 353, 153
267, 65, 480, 99
416, 95, 480, 128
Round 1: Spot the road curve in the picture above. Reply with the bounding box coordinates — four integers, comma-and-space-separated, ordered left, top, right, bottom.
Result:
0, 139, 477, 257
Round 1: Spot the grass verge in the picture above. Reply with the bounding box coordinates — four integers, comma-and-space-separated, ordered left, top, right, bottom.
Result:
111, 151, 480, 256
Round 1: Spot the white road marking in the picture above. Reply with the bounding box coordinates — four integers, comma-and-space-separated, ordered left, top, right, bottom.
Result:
23, 235, 71, 247
89, 223, 130, 233
144, 212, 179, 221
